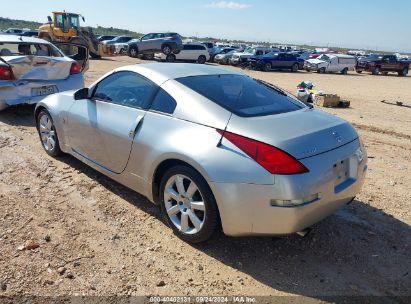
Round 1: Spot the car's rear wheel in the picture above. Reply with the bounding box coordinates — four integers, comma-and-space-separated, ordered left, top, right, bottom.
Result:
159, 165, 219, 243
291, 63, 299, 72
318, 67, 326, 74
162, 44, 172, 55
128, 46, 139, 58
399, 67, 408, 77
264, 62, 272, 72
341, 68, 348, 75
372, 67, 380, 75
166, 54, 176, 62
197, 55, 207, 64
37, 110, 61, 157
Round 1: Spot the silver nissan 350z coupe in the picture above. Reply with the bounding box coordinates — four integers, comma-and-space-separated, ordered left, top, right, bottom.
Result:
35, 63, 367, 243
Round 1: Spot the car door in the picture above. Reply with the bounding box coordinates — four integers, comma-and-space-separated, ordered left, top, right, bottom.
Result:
53, 42, 89, 72
66, 71, 158, 174
329, 57, 339, 72
274, 53, 286, 68
140, 33, 157, 52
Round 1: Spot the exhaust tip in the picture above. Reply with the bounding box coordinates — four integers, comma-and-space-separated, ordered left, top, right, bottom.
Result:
296, 228, 312, 238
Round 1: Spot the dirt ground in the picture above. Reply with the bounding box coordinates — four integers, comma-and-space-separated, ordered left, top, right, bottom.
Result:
0, 56, 410, 303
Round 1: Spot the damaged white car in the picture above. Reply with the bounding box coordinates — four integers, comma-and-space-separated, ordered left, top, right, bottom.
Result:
0, 35, 87, 111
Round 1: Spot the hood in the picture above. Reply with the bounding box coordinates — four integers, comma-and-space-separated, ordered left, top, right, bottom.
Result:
226, 109, 358, 160
2, 55, 74, 80
306, 58, 325, 65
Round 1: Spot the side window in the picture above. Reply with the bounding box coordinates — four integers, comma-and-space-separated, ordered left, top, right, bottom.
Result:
92, 71, 158, 109
256, 50, 263, 56
141, 34, 153, 41
183, 45, 191, 50
150, 88, 177, 114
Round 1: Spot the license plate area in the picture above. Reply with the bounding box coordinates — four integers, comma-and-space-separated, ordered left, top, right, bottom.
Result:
333, 155, 358, 193
31, 85, 58, 97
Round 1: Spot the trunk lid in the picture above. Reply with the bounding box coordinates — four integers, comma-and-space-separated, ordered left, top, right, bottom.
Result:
2, 55, 73, 80
225, 109, 358, 160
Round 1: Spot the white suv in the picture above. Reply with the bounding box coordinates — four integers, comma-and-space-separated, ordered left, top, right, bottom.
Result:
154, 44, 210, 64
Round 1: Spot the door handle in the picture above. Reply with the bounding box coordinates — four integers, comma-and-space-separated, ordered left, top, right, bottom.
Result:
128, 115, 144, 138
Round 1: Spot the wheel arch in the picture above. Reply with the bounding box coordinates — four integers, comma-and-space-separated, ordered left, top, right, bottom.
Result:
151, 158, 213, 205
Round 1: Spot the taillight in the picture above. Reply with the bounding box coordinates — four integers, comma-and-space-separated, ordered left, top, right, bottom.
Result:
0, 66, 14, 80
70, 62, 81, 75
217, 130, 309, 175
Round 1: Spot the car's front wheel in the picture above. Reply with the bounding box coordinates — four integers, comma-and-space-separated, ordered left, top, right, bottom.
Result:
128, 46, 139, 58
37, 109, 61, 157
159, 165, 219, 243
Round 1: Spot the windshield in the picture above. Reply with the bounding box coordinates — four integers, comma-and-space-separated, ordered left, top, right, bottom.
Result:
68, 14, 80, 28
0, 42, 63, 57
176, 74, 304, 117
243, 47, 254, 54
367, 54, 383, 61
317, 54, 331, 62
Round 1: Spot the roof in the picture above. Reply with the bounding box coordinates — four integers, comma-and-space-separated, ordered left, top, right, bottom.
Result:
325, 53, 356, 59
115, 63, 242, 85
0, 34, 51, 44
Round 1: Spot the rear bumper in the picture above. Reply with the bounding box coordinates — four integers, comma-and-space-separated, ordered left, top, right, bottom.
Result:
210, 139, 367, 236
0, 73, 83, 108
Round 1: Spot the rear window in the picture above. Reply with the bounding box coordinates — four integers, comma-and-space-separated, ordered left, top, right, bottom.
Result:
177, 75, 304, 117
0, 42, 63, 57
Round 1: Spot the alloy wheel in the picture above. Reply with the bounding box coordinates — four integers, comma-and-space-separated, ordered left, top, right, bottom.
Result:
163, 174, 206, 234
39, 114, 56, 152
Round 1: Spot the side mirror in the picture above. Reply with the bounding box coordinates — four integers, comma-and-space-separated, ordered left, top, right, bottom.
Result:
47, 16, 52, 24
74, 88, 89, 100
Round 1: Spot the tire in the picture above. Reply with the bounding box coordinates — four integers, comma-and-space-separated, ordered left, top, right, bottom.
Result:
399, 67, 408, 77
143, 53, 154, 60
173, 49, 181, 55
341, 68, 348, 75
291, 63, 299, 72
165, 54, 176, 62
128, 46, 139, 58
162, 44, 172, 55
36, 109, 61, 157
264, 62, 272, 72
318, 67, 326, 74
356, 70, 363, 74
197, 55, 207, 64
159, 165, 219, 243
372, 67, 380, 75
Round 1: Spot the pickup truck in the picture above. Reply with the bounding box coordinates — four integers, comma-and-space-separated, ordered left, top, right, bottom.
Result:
356, 54, 409, 76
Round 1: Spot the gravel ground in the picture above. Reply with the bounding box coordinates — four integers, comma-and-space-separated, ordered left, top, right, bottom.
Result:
0, 57, 410, 303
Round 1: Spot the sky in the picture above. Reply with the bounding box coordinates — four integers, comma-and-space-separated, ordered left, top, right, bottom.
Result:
1, 0, 410, 52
